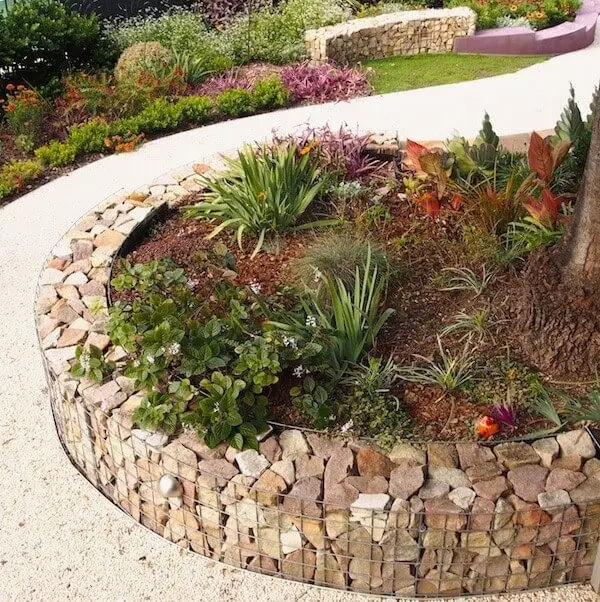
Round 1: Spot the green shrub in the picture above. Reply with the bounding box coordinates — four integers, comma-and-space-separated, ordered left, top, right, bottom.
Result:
251, 76, 291, 110
124, 98, 184, 133
107, 0, 349, 68
0, 159, 44, 198
187, 142, 331, 257
0, 0, 104, 86
216, 88, 256, 118
114, 41, 173, 82
106, 10, 233, 74
222, 0, 350, 64
177, 95, 216, 123
68, 119, 111, 154
35, 140, 77, 167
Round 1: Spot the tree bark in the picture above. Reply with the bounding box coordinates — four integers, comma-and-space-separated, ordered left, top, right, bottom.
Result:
563, 105, 600, 288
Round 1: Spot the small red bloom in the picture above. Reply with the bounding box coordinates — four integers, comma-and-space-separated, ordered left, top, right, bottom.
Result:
475, 415, 499, 439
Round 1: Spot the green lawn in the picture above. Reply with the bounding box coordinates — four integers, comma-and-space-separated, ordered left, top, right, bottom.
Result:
364, 53, 548, 94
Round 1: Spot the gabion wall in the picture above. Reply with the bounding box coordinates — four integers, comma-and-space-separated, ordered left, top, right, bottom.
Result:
305, 8, 477, 65
37, 158, 600, 598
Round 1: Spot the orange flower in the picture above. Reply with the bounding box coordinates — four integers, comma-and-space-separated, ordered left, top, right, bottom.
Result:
475, 415, 499, 439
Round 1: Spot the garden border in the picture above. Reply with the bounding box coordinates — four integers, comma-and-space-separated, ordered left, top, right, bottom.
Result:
453, 0, 600, 55
36, 150, 600, 598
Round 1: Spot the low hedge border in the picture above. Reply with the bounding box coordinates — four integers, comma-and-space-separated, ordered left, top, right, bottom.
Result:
1, 76, 290, 203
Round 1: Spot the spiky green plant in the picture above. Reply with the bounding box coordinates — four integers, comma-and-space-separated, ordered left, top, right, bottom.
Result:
309, 245, 394, 368
396, 337, 475, 391
439, 265, 495, 297
440, 308, 489, 341
186, 142, 334, 257
501, 217, 565, 263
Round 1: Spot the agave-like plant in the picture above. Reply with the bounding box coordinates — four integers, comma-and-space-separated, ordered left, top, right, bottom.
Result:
186, 142, 335, 257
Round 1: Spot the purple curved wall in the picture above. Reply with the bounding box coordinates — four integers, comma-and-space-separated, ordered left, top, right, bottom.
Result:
454, 0, 600, 55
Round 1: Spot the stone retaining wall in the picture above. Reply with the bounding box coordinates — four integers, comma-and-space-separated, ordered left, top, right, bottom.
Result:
305, 8, 476, 64
37, 156, 600, 597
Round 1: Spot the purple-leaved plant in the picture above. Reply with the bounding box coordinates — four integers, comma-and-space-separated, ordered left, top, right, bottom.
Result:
273, 125, 393, 181
491, 401, 518, 431
280, 62, 371, 103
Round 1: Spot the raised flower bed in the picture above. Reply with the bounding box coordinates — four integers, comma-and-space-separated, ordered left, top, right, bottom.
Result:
37, 143, 600, 597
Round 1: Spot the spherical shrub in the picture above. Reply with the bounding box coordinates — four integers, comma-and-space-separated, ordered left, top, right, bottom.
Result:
114, 42, 173, 82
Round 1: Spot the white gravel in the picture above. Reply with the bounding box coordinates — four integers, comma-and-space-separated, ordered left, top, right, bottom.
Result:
2, 34, 600, 601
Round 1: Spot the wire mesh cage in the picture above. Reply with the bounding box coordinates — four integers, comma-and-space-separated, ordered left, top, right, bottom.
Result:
46, 379, 600, 597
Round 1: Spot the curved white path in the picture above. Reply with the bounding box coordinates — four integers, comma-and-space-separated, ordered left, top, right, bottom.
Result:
2, 33, 600, 601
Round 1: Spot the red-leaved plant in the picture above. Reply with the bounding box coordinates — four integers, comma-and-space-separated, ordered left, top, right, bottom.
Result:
405, 140, 454, 218
523, 132, 571, 228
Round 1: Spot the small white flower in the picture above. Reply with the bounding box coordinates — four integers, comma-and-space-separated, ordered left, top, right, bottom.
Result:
186, 279, 198, 290
132, 359, 140, 368
340, 419, 354, 433
80, 352, 91, 372
283, 336, 298, 349
249, 280, 262, 294
313, 267, 323, 282
305, 315, 317, 328
293, 365, 305, 378
146, 355, 155, 365
167, 342, 181, 356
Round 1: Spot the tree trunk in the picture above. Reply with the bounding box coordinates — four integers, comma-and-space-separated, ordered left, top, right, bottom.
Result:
563, 104, 600, 288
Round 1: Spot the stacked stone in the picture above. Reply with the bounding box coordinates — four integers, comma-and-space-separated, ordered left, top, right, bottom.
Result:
36, 155, 600, 598
305, 8, 477, 65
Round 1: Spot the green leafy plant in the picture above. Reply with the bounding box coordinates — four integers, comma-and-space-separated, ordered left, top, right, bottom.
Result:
396, 336, 475, 391
34, 140, 77, 167
0, 0, 106, 86
290, 375, 332, 429
0, 158, 44, 198
183, 371, 268, 450
186, 142, 332, 257
132, 382, 195, 435
447, 113, 500, 183
529, 387, 564, 427
501, 217, 565, 262
338, 357, 411, 448
358, 202, 393, 228
251, 76, 291, 110
70, 344, 115, 383
216, 88, 256, 118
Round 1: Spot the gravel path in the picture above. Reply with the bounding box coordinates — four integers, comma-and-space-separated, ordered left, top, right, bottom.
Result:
2, 34, 600, 601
